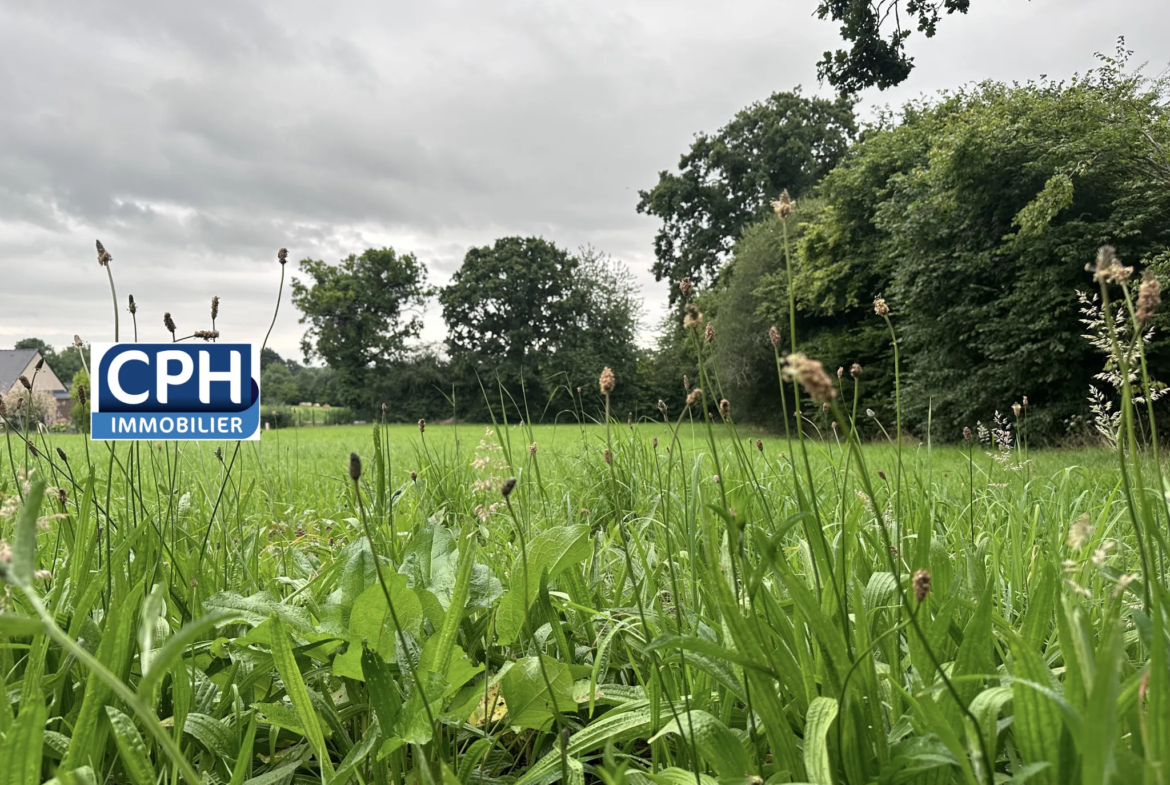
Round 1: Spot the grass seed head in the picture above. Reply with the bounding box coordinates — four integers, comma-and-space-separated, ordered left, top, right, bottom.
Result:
348, 452, 362, 481
657, 399, 668, 419
874, 296, 889, 316
211, 296, 220, 321
528, 442, 537, 456
128, 294, 137, 314
771, 189, 795, 219
913, 569, 931, 602
782, 353, 836, 403
96, 239, 111, 266
603, 449, 612, 465
599, 366, 616, 395
78, 385, 87, 405
163, 312, 176, 336
769, 325, 781, 347
411, 470, 418, 482
683, 303, 703, 330
756, 439, 763, 452
1068, 513, 1094, 550
57, 488, 67, 505
1138, 271, 1162, 324
705, 324, 715, 343
679, 278, 693, 299
19, 375, 31, 391
418, 418, 426, 433
1089, 245, 1133, 283
963, 426, 972, 441
193, 330, 219, 341
56, 447, 66, 462
686, 388, 702, 407
719, 399, 731, 419
1012, 402, 1022, 417
278, 247, 288, 265
501, 477, 516, 497
850, 362, 862, 378
73, 334, 83, 348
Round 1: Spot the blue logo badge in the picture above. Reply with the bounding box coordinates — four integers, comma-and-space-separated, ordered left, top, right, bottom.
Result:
90, 343, 261, 440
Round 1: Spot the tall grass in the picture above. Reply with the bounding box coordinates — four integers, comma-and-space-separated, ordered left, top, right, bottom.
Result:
0, 242, 1165, 785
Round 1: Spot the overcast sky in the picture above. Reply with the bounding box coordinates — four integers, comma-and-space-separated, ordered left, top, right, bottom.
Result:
1, 0, 1167, 364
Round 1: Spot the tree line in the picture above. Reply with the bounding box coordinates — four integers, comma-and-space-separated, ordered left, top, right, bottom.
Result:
284, 48, 1170, 441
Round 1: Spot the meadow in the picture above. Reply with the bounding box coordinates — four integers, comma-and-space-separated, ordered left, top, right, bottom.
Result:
0, 399, 1160, 785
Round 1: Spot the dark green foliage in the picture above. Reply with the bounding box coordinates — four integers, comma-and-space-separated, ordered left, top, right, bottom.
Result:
260, 362, 299, 406
815, 0, 972, 92
789, 60, 1170, 440
291, 248, 429, 412
440, 238, 641, 421
637, 90, 857, 297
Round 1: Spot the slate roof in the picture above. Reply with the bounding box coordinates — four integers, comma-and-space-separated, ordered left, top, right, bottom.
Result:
0, 349, 38, 391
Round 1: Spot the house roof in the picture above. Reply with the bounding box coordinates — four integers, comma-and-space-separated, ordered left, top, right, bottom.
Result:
0, 349, 39, 391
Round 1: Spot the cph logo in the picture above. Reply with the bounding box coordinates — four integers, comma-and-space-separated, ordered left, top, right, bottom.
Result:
90, 343, 261, 440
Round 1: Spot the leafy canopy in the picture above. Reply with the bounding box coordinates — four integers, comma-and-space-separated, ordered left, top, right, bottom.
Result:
291, 248, 428, 409
637, 90, 856, 299
790, 54, 1170, 437
815, 0, 972, 92
439, 237, 642, 417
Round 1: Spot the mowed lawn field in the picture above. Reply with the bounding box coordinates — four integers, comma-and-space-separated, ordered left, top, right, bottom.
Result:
0, 418, 1154, 785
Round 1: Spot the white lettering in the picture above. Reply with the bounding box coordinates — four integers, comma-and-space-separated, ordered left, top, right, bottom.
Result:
198, 418, 208, 433
139, 417, 157, 434
231, 417, 243, 433
108, 351, 150, 405
217, 417, 228, 432
199, 350, 241, 404
121, 417, 137, 433
178, 417, 189, 434
160, 417, 174, 434
156, 351, 194, 404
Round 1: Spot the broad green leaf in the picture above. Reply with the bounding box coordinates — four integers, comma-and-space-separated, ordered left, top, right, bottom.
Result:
804, 696, 838, 785
254, 701, 306, 736
514, 704, 657, 785
1009, 634, 1065, 785
105, 706, 155, 785
183, 712, 236, 759
268, 614, 335, 779
333, 716, 381, 785
651, 709, 749, 781
227, 714, 258, 785
495, 525, 590, 645
1081, 619, 1124, 785
500, 655, 576, 730
137, 583, 166, 676
10, 478, 45, 587
0, 693, 46, 785
62, 578, 144, 774
421, 530, 477, 676
333, 575, 424, 680
42, 766, 97, 785
204, 591, 313, 630
138, 609, 237, 699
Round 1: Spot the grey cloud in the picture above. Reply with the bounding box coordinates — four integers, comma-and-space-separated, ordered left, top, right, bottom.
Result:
1, 0, 1169, 362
